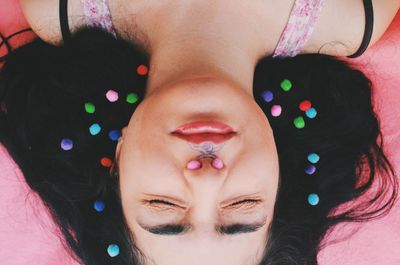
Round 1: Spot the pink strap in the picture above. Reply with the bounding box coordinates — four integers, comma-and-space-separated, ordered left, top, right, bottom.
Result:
273, 0, 325, 58
81, 0, 117, 37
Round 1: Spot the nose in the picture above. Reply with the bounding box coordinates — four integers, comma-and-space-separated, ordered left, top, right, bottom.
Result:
182, 155, 230, 227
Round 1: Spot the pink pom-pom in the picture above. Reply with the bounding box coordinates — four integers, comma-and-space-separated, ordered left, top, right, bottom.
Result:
211, 158, 224, 169
106, 90, 119, 102
271, 105, 282, 117
187, 160, 202, 169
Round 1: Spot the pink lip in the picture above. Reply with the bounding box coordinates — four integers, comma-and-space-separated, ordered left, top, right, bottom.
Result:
171, 121, 236, 144
172, 121, 235, 135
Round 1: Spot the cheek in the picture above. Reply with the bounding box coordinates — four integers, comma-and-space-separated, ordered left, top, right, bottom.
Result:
120, 151, 177, 197
251, 136, 279, 196
229, 143, 279, 208
118, 158, 179, 235
237, 141, 279, 182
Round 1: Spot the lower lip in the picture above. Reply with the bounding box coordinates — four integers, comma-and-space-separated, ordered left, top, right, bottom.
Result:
172, 121, 235, 134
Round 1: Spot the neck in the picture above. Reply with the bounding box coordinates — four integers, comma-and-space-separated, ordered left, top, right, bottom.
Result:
145, 22, 262, 98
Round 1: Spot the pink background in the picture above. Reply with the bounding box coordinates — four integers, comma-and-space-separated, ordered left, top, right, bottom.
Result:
0, 0, 399, 264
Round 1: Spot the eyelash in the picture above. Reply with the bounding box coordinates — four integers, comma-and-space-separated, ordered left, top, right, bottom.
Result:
148, 199, 175, 206
147, 199, 261, 208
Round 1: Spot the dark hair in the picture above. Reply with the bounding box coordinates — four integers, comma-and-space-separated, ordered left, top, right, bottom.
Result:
253, 55, 398, 264
0, 27, 397, 265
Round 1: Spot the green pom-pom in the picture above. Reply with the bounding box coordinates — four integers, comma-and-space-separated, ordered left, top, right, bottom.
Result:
85, 102, 95, 114
126, 93, 138, 104
294, 116, 305, 129
280, 79, 292, 91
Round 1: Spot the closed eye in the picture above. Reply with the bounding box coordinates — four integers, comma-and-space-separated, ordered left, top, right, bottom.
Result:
145, 199, 184, 210
223, 199, 262, 210
146, 198, 262, 209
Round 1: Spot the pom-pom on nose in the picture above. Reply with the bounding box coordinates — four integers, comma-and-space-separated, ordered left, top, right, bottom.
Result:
186, 159, 202, 170
211, 158, 224, 169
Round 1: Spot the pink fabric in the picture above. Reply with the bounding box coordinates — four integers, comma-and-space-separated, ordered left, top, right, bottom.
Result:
318, 10, 400, 265
0, 2, 80, 264
273, 0, 325, 58
0, 0, 399, 264
0, 0, 35, 68
81, 0, 117, 37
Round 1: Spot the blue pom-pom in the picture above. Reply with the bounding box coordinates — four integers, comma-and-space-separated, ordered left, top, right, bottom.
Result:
94, 200, 105, 212
305, 165, 316, 175
107, 244, 120, 257
305, 108, 317, 119
108, 130, 122, 141
60, 138, 73, 151
261, 90, 274, 103
307, 153, 320, 164
308, 193, 319, 206
89, 123, 102, 135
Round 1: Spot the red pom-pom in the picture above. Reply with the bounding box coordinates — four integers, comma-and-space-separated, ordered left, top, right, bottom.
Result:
299, 100, 312, 111
137, 65, 148, 76
100, 157, 113, 168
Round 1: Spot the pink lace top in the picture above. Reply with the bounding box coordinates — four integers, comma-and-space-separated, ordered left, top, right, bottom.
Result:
80, 0, 325, 57
273, 0, 326, 57
81, 0, 117, 37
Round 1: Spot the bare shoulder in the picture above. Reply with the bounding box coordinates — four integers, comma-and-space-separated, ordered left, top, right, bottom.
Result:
19, 0, 86, 45
302, 0, 400, 56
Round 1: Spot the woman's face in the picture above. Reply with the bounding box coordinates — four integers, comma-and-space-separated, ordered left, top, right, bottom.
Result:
116, 77, 279, 265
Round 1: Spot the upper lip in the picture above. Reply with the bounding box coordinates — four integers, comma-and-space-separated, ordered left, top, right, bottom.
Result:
171, 121, 236, 144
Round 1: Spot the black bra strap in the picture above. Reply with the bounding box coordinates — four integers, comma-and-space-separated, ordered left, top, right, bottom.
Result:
59, 0, 71, 44
348, 0, 374, 58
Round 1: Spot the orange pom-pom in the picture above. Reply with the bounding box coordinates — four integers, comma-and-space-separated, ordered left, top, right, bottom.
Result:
100, 157, 113, 168
299, 100, 312, 111
137, 65, 148, 76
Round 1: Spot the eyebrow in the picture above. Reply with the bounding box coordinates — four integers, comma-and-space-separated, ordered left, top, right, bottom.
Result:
138, 221, 267, 236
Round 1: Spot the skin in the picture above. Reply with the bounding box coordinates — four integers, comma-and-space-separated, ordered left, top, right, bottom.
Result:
115, 78, 279, 265
20, 0, 400, 56
18, 0, 400, 264
110, 5, 282, 264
